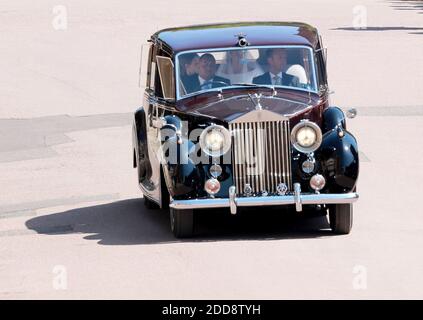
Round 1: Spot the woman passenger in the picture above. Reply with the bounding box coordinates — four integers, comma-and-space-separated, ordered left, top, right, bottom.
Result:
216, 50, 263, 84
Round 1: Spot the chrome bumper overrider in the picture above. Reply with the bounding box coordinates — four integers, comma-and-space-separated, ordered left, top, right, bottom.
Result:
169, 183, 358, 214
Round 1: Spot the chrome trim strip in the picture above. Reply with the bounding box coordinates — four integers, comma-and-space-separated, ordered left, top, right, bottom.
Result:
169, 192, 359, 210
244, 123, 251, 189
269, 121, 275, 191
247, 122, 254, 192
276, 121, 282, 185
266, 122, 272, 192
257, 122, 264, 191
284, 121, 292, 187
253, 122, 259, 191
239, 123, 246, 193
232, 123, 239, 193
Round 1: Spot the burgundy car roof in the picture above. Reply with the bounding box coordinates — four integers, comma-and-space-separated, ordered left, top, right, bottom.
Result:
153, 22, 320, 53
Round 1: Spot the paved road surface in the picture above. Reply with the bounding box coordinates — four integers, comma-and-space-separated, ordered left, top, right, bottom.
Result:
1, 0, 423, 299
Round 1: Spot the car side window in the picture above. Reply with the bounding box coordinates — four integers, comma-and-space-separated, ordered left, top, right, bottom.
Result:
139, 43, 152, 90
156, 56, 175, 100
145, 43, 155, 91
145, 43, 163, 97
153, 60, 163, 98
150, 61, 157, 91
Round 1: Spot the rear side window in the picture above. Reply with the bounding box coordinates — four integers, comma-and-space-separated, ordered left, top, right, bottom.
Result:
156, 56, 175, 100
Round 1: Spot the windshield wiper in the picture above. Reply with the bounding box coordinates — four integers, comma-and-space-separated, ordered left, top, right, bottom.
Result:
231, 83, 278, 96
231, 83, 258, 87
192, 83, 277, 101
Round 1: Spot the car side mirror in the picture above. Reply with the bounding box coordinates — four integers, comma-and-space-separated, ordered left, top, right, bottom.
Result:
346, 108, 357, 119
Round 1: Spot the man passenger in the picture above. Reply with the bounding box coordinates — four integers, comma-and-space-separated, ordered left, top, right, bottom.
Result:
253, 48, 299, 87
184, 53, 230, 94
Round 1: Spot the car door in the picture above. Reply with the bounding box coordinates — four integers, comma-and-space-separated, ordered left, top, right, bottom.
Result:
144, 44, 176, 204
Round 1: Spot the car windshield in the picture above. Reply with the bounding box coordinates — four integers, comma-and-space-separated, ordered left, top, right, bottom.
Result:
176, 46, 317, 99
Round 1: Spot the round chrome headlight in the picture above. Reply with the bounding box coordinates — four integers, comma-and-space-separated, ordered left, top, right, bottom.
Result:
291, 120, 322, 153
199, 124, 231, 157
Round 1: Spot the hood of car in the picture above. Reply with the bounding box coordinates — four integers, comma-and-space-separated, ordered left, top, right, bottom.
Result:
177, 91, 319, 123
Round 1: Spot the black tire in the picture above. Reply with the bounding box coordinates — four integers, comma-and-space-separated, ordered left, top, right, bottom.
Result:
169, 207, 194, 238
144, 196, 159, 209
329, 204, 353, 234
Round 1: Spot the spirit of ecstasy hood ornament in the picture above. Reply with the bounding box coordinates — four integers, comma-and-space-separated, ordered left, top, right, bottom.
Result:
248, 93, 263, 110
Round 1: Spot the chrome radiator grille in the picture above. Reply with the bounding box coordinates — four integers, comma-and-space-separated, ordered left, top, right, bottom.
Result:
230, 121, 292, 195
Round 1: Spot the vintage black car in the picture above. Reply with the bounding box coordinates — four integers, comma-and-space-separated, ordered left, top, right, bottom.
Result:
132, 22, 359, 238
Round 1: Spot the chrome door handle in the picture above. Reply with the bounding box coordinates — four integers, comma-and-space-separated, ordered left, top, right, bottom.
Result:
149, 98, 166, 128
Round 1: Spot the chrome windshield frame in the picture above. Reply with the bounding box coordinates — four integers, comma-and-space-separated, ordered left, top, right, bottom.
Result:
174, 45, 319, 101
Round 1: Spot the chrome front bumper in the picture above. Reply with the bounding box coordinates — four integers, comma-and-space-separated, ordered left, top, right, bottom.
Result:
169, 183, 358, 214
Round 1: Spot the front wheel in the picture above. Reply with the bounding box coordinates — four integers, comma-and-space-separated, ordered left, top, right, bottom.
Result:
329, 204, 353, 234
169, 208, 194, 238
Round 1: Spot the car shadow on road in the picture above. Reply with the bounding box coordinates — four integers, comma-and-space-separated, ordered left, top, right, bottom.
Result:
25, 198, 334, 245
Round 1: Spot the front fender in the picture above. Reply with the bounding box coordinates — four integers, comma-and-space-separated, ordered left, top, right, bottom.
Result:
161, 136, 205, 199
322, 106, 346, 133
160, 122, 233, 199
318, 129, 359, 193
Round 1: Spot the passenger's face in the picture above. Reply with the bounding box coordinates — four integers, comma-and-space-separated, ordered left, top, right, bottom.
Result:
198, 56, 216, 80
268, 49, 287, 73
186, 57, 199, 75
230, 51, 242, 66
